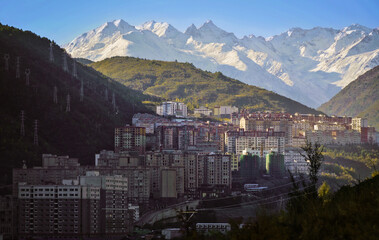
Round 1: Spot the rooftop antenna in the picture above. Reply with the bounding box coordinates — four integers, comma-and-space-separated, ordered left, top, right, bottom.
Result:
62, 53, 68, 72
4, 54, 9, 71
16, 57, 20, 79
49, 42, 54, 63
80, 78, 84, 102
53, 86, 58, 104
66, 93, 71, 112
33, 120, 38, 146
72, 60, 78, 78
25, 69, 30, 86
20, 110, 25, 137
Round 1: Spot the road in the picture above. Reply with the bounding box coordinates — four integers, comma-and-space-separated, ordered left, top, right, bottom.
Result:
136, 200, 199, 226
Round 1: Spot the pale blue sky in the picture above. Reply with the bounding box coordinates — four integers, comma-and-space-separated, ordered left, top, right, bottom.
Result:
0, 0, 378, 45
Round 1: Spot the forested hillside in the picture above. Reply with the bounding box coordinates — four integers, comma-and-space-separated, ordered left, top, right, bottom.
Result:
0, 24, 156, 184
90, 56, 321, 114
318, 65, 379, 129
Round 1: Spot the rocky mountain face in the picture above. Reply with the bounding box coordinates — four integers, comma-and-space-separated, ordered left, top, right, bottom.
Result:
64, 20, 379, 108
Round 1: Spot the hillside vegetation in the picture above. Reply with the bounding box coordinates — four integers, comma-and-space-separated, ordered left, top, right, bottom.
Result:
0, 24, 156, 184
183, 174, 379, 240
318, 65, 379, 129
89, 56, 321, 114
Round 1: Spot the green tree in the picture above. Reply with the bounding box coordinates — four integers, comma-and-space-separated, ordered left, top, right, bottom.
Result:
318, 181, 332, 204
301, 142, 324, 195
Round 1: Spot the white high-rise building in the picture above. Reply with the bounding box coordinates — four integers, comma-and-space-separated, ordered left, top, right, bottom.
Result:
156, 101, 187, 117
352, 118, 368, 131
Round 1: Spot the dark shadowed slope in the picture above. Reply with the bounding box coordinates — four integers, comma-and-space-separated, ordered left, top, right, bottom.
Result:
0, 24, 156, 184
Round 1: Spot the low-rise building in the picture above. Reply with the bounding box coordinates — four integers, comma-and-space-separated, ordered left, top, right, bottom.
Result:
214, 106, 238, 117
196, 223, 231, 234
194, 106, 212, 116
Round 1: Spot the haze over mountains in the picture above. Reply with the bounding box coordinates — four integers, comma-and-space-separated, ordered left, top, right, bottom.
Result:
65, 19, 379, 108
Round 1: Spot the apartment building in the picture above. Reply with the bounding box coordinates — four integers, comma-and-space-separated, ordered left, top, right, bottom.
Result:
202, 154, 232, 188
213, 106, 238, 117
352, 117, 368, 131
42, 154, 80, 168
0, 195, 17, 240
226, 129, 285, 155
361, 127, 377, 144
284, 149, 308, 175
240, 117, 292, 146
306, 130, 361, 145
194, 106, 212, 116
115, 126, 146, 155
156, 101, 188, 117
266, 152, 285, 178
18, 172, 137, 238
18, 182, 84, 238
12, 164, 81, 198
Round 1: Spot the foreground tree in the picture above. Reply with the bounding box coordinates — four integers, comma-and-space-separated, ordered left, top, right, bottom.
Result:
318, 181, 332, 205
301, 141, 324, 196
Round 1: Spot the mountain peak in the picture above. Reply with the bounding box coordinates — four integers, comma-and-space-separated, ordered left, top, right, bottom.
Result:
138, 20, 156, 30
205, 19, 214, 25
113, 19, 126, 27
185, 24, 199, 36
65, 21, 379, 108
138, 21, 180, 38
342, 24, 372, 33
96, 19, 134, 33
199, 20, 220, 30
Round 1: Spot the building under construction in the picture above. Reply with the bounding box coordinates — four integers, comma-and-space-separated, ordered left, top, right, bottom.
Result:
239, 154, 261, 183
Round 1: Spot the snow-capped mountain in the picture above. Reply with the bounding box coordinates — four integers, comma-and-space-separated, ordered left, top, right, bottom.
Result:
64, 19, 379, 108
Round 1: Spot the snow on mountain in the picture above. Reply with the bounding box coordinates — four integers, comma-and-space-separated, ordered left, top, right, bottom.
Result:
64, 20, 379, 108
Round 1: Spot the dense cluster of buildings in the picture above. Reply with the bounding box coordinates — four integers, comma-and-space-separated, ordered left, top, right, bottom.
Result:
157, 101, 239, 119
235, 112, 377, 146
2, 108, 378, 239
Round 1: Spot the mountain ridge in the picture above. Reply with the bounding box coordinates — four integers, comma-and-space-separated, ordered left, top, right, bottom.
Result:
88, 55, 321, 115
318, 65, 379, 129
64, 19, 379, 108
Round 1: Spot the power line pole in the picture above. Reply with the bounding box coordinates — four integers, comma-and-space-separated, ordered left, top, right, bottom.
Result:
112, 92, 116, 112
105, 87, 108, 101
33, 120, 38, 146
66, 93, 71, 112
62, 53, 68, 72
49, 42, 54, 63
72, 60, 78, 78
177, 209, 197, 237
4, 54, 9, 71
15, 57, 20, 79
20, 110, 25, 137
53, 86, 58, 104
80, 78, 84, 102
25, 69, 30, 86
